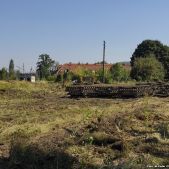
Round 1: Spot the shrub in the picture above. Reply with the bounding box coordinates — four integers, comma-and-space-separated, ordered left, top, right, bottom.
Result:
110, 63, 130, 82
96, 69, 112, 84
47, 75, 56, 82
131, 56, 165, 81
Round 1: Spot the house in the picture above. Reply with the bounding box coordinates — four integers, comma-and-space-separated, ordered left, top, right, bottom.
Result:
57, 63, 130, 75
57, 63, 112, 75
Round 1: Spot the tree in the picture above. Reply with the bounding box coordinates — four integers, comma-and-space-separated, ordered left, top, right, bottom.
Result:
0, 68, 7, 80
9, 59, 15, 80
110, 63, 130, 82
36, 54, 55, 80
130, 57, 165, 81
131, 40, 169, 78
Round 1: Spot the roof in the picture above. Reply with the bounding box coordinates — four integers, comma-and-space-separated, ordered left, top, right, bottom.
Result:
59, 63, 112, 72
57, 63, 131, 74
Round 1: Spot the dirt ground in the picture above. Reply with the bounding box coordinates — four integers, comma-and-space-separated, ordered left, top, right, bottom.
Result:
0, 81, 169, 169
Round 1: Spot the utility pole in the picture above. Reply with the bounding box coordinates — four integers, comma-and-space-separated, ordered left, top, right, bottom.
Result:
102, 41, 106, 83
23, 63, 25, 80
23, 63, 25, 74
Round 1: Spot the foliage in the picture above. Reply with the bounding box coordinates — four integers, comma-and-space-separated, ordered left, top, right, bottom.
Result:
131, 40, 169, 78
131, 56, 165, 81
36, 54, 55, 80
9, 59, 15, 80
71, 73, 82, 83
55, 74, 63, 82
110, 63, 130, 82
61, 68, 94, 83
0, 67, 8, 80
73, 67, 93, 78
96, 69, 112, 84
46, 75, 56, 82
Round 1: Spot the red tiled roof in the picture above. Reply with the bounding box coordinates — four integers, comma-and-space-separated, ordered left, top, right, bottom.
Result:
57, 63, 130, 74
58, 63, 111, 73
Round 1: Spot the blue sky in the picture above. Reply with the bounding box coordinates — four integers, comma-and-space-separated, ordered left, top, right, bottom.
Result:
0, 0, 169, 71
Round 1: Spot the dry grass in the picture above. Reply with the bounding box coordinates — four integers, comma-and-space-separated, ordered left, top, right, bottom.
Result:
0, 81, 168, 168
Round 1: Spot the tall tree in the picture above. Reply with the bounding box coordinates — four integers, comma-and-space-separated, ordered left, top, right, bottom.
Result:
131, 40, 169, 78
9, 59, 15, 80
36, 54, 55, 80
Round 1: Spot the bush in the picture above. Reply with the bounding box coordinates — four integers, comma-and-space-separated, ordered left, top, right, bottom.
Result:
131, 56, 165, 81
110, 63, 130, 82
130, 40, 169, 78
47, 75, 56, 82
0, 68, 8, 80
71, 74, 82, 83
55, 74, 63, 82
96, 69, 112, 84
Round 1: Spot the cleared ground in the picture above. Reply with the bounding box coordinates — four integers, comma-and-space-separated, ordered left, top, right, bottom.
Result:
0, 81, 168, 169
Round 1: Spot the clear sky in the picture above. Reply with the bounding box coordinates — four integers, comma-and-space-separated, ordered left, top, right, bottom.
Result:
0, 0, 169, 71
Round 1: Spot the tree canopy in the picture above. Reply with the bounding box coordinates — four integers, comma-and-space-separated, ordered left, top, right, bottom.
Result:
131, 57, 165, 81
36, 54, 55, 80
131, 40, 169, 78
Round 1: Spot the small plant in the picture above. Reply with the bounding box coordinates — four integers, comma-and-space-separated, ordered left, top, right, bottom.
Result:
87, 136, 94, 145
83, 110, 93, 122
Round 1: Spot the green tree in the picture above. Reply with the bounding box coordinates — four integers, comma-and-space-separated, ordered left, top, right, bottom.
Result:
131, 57, 165, 81
36, 54, 55, 80
0, 68, 7, 80
110, 63, 130, 82
131, 40, 169, 78
9, 59, 15, 80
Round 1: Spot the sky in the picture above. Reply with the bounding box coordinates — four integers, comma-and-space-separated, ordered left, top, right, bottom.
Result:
0, 0, 169, 71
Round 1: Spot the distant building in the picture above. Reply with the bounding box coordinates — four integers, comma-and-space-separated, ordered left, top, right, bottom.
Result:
57, 63, 130, 75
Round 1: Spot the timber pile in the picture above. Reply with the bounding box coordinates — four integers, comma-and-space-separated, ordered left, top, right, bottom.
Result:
66, 84, 153, 98
66, 82, 169, 98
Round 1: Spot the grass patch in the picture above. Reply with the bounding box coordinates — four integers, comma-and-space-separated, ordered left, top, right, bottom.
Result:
0, 81, 168, 168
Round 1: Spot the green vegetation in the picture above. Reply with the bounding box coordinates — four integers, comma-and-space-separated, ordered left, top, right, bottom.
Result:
0, 81, 168, 169
36, 54, 57, 80
58, 65, 130, 84
110, 63, 130, 82
131, 40, 169, 79
131, 56, 165, 81
0, 68, 8, 80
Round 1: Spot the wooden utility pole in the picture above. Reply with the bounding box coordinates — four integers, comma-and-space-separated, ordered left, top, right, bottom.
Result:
23, 63, 25, 80
103, 41, 106, 83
